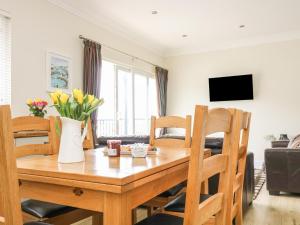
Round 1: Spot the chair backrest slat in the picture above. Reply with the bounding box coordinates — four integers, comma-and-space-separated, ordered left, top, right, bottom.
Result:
196, 193, 224, 224
183, 105, 243, 225
12, 116, 50, 132
0, 105, 24, 225
150, 115, 192, 148
13, 116, 57, 157
15, 143, 52, 158
202, 154, 228, 181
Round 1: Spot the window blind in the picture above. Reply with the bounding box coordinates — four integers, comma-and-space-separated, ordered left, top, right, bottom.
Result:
0, 14, 11, 105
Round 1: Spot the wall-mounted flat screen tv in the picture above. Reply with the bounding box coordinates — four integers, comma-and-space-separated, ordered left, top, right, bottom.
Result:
209, 74, 253, 102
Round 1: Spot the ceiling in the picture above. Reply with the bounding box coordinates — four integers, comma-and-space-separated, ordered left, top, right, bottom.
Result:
49, 0, 300, 56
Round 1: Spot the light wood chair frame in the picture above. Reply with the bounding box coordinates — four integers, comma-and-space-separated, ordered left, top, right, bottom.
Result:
164, 106, 242, 225
141, 115, 193, 216
0, 105, 24, 225
150, 115, 192, 148
162, 107, 247, 225
12, 115, 100, 225
226, 112, 251, 225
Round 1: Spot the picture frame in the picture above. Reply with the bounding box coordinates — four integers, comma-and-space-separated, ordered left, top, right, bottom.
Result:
46, 52, 72, 93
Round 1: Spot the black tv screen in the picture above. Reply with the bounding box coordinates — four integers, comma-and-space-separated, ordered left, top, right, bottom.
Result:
209, 74, 253, 102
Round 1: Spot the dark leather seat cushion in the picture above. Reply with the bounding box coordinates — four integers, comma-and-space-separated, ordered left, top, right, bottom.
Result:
22, 199, 75, 218
164, 192, 211, 213
25, 222, 52, 225
158, 182, 186, 197
135, 213, 183, 225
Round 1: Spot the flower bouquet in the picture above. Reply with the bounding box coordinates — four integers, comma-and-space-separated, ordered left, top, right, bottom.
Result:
26, 98, 48, 118
49, 89, 104, 163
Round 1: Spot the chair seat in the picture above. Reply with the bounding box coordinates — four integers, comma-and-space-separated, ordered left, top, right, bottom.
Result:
158, 182, 186, 198
164, 193, 211, 213
25, 222, 52, 225
135, 213, 183, 225
22, 199, 75, 219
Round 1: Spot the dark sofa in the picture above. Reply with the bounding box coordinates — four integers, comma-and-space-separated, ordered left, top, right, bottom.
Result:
97, 136, 254, 212
265, 141, 300, 195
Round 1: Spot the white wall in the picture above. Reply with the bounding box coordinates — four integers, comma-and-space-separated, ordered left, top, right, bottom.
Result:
165, 39, 300, 161
0, 0, 164, 116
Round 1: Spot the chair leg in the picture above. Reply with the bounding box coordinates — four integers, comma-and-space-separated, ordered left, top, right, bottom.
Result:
92, 214, 103, 225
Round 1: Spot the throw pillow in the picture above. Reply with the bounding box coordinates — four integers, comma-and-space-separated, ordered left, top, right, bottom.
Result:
288, 134, 300, 148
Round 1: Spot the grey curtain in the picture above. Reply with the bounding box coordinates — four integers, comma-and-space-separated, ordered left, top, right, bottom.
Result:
155, 67, 168, 134
83, 40, 102, 144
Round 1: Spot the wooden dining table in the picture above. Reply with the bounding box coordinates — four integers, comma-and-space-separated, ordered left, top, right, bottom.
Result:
17, 147, 192, 225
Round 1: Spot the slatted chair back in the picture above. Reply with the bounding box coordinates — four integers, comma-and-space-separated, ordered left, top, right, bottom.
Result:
150, 115, 192, 148
0, 105, 24, 225
226, 111, 251, 225
12, 116, 58, 158
183, 105, 242, 225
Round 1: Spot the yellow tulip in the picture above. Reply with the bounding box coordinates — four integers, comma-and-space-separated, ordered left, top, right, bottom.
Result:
50, 93, 59, 104
55, 90, 63, 96
91, 97, 102, 107
60, 93, 69, 104
26, 98, 33, 105
73, 89, 84, 104
87, 95, 95, 104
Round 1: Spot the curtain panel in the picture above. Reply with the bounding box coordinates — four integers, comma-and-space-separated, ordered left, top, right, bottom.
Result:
155, 67, 168, 134
83, 40, 102, 144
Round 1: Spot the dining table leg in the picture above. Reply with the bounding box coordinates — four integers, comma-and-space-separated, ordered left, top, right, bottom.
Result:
103, 192, 132, 225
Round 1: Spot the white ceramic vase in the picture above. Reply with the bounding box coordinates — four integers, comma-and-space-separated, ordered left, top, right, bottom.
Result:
58, 117, 88, 163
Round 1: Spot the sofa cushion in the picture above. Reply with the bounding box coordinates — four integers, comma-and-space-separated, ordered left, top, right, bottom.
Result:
288, 135, 300, 148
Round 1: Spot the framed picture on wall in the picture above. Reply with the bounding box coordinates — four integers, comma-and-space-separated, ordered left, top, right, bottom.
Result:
46, 52, 72, 93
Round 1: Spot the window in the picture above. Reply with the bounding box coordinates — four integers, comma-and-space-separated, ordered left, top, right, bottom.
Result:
97, 60, 158, 136
0, 14, 11, 105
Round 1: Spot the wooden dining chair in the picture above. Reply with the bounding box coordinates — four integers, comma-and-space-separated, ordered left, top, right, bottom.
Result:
160, 110, 251, 225
142, 115, 211, 216
135, 105, 241, 225
226, 112, 251, 225
150, 115, 192, 148
0, 105, 51, 225
12, 115, 100, 225
140, 115, 192, 216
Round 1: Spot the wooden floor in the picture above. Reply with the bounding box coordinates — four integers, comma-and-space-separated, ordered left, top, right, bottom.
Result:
75, 184, 300, 225
244, 185, 300, 225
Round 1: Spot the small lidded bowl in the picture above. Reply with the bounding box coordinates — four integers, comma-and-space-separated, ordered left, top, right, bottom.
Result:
131, 143, 148, 158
